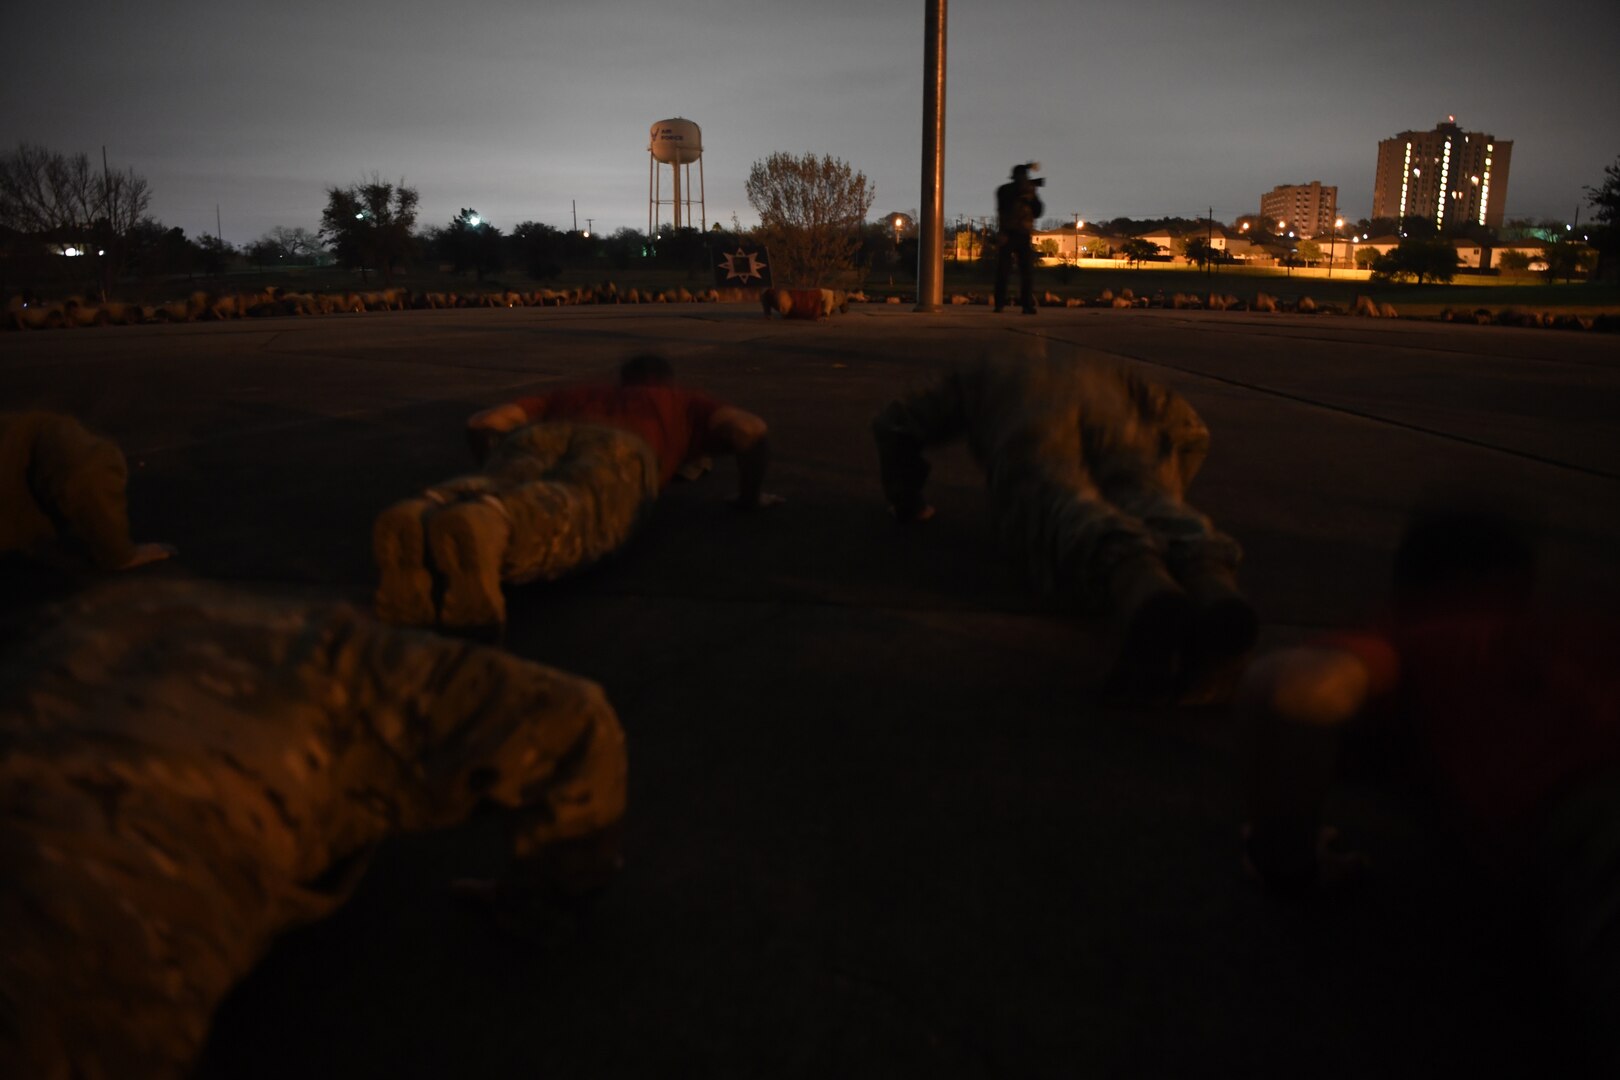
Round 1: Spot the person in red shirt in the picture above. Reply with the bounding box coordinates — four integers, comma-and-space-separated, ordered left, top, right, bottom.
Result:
374, 355, 779, 631
1240, 507, 1620, 1068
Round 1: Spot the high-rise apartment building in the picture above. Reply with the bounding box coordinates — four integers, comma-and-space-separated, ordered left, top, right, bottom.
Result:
1372, 117, 1511, 230
1259, 181, 1338, 236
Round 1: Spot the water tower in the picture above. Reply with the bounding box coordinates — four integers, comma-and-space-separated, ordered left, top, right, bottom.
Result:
648, 118, 705, 238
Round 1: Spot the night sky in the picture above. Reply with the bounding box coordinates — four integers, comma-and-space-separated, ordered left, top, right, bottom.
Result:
4, 0, 1616, 246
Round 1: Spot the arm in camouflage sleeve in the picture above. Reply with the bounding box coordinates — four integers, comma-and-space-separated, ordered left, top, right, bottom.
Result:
322, 621, 627, 854
871, 365, 966, 521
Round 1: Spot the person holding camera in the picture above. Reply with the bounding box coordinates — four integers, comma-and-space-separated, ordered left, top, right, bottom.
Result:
994, 162, 1045, 314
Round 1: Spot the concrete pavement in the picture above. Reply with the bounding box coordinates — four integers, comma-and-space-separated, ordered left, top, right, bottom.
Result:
4, 304, 1618, 1076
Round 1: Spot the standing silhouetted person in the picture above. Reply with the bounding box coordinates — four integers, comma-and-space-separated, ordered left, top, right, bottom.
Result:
994, 162, 1044, 314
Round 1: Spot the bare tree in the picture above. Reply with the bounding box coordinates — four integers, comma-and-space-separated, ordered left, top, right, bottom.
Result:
250, 225, 325, 264
745, 152, 874, 287
0, 143, 96, 235
0, 143, 148, 236
0, 142, 152, 297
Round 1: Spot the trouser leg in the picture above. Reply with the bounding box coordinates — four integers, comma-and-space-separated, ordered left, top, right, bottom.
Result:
989, 463, 1158, 610
1105, 479, 1254, 670
372, 497, 438, 624
1107, 483, 1241, 576
999, 468, 1191, 692
1018, 244, 1036, 312
498, 426, 658, 585
994, 242, 1012, 309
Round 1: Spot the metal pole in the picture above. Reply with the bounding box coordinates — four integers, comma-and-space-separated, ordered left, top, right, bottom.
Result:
672, 159, 682, 232
915, 0, 946, 312
1206, 206, 1213, 280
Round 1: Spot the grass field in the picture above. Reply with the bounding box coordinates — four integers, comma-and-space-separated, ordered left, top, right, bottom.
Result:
884, 262, 1620, 315
16, 258, 1620, 317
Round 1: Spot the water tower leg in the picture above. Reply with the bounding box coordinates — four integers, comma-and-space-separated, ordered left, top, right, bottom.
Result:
672, 160, 682, 232
699, 156, 707, 232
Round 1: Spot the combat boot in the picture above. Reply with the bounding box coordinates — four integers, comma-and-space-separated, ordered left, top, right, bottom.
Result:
1105, 552, 1192, 697
429, 498, 511, 630
372, 498, 437, 625
1176, 561, 1259, 663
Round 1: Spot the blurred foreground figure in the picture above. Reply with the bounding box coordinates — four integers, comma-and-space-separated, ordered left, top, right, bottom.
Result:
0, 411, 172, 571
0, 579, 625, 1080
1241, 508, 1620, 1069
375, 354, 779, 631
872, 342, 1255, 692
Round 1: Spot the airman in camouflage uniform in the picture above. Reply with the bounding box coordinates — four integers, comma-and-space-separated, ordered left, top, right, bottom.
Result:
375, 355, 779, 631
374, 421, 660, 629
0, 578, 626, 1080
872, 341, 1256, 688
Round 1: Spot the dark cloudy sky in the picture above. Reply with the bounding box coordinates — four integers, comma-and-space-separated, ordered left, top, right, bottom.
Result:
4, 0, 1616, 245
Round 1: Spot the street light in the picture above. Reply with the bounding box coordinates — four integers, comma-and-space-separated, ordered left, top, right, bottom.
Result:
1329, 216, 1343, 278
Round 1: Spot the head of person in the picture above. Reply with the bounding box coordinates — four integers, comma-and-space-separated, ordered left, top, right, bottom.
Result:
1390, 504, 1537, 623
1011, 163, 1030, 182
618, 354, 675, 388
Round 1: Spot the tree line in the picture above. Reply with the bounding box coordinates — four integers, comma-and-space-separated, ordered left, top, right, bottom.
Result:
1, 144, 890, 297
8, 141, 1613, 297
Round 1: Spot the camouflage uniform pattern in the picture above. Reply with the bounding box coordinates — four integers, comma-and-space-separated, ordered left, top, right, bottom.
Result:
0, 411, 135, 571
0, 578, 625, 1079
375, 421, 660, 626
873, 345, 1242, 608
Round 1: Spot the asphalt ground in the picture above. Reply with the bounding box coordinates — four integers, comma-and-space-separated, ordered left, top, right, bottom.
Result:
3, 304, 1618, 1076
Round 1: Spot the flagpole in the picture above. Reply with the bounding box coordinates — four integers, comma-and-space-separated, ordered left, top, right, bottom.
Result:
915, 0, 946, 312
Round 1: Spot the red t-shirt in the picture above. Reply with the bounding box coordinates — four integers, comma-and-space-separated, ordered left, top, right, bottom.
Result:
515, 384, 724, 488
1324, 608, 1620, 847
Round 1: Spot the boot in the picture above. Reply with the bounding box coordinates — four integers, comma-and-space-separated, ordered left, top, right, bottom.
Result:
430, 500, 511, 630
1105, 553, 1192, 697
372, 498, 437, 625
1177, 561, 1259, 662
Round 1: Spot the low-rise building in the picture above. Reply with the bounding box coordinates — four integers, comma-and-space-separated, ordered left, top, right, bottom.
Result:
1259, 182, 1338, 237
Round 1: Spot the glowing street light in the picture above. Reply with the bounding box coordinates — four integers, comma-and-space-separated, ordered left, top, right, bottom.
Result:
1329, 217, 1344, 278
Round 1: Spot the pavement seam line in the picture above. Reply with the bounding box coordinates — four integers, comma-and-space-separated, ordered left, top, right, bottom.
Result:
1013, 327, 1620, 483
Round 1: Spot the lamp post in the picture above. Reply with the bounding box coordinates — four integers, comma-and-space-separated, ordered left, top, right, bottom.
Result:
915, 0, 946, 312
1328, 216, 1343, 278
